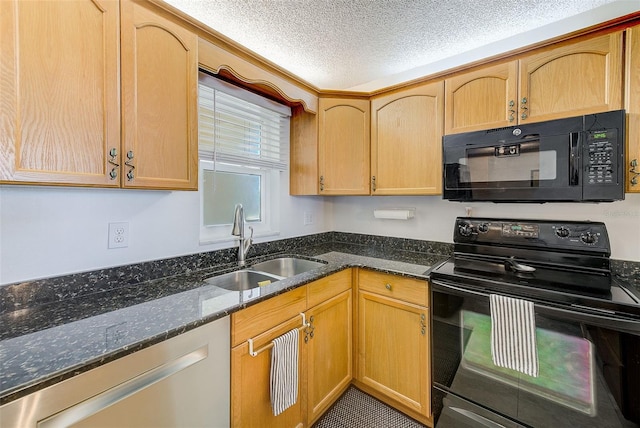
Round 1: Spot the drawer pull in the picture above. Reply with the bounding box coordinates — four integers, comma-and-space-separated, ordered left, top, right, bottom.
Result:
385, 283, 392, 291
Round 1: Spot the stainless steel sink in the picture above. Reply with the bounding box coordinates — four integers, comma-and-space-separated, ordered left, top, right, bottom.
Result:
203, 269, 282, 291
250, 257, 326, 278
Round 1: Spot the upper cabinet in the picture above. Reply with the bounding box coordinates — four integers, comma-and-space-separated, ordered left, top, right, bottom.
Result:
0, 0, 120, 186
120, 0, 198, 190
445, 61, 518, 134
445, 32, 623, 134
519, 32, 622, 124
318, 98, 371, 195
0, 0, 198, 190
371, 81, 444, 195
626, 24, 640, 193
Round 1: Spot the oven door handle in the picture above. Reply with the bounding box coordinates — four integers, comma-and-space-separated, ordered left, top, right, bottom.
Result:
431, 280, 640, 335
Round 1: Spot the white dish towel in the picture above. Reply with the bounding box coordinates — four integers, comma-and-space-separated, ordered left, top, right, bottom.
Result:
490, 294, 539, 377
270, 328, 299, 416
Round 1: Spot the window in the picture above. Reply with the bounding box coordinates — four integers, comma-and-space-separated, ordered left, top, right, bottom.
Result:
198, 71, 291, 244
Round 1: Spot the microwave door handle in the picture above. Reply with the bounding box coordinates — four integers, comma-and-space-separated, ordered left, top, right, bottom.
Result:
431, 280, 640, 334
569, 132, 580, 186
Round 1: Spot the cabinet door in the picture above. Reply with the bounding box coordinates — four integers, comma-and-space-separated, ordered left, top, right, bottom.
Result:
626, 25, 640, 193
371, 82, 444, 195
519, 32, 623, 124
120, 0, 198, 190
231, 315, 305, 428
0, 0, 120, 186
357, 291, 430, 417
306, 289, 353, 424
444, 61, 518, 134
318, 98, 370, 195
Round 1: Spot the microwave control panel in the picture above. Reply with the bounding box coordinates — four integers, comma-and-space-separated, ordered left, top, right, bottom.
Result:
585, 129, 618, 186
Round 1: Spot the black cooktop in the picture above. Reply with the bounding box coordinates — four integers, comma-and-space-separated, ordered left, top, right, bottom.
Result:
429, 217, 640, 318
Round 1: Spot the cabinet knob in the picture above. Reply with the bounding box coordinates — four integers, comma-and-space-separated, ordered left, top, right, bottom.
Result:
125, 150, 135, 181
107, 148, 119, 180
385, 283, 392, 291
520, 98, 528, 120
508, 100, 515, 122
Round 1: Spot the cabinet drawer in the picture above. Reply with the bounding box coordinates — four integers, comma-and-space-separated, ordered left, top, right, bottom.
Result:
358, 270, 428, 307
231, 286, 307, 347
307, 269, 352, 308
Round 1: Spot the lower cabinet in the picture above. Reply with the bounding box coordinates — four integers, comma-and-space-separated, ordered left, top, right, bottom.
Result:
356, 269, 431, 424
230, 270, 353, 427
306, 289, 353, 424
231, 314, 307, 428
0, 317, 231, 428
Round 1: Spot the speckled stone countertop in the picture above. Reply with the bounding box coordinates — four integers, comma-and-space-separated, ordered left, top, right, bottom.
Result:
2, 231, 638, 406
0, 234, 451, 405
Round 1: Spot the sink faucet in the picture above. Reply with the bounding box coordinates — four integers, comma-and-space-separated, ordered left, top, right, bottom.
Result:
232, 204, 253, 266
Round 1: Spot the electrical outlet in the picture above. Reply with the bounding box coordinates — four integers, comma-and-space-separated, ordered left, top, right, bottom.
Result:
303, 211, 313, 225
108, 222, 129, 249
105, 322, 127, 349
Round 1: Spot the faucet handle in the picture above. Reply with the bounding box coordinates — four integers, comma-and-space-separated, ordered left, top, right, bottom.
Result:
247, 226, 254, 242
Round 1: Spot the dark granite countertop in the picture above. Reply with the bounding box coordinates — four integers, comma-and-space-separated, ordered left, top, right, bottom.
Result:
2, 231, 638, 406
0, 239, 450, 405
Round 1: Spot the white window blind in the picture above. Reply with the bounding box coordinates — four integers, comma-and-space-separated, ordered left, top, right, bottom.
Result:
198, 73, 291, 171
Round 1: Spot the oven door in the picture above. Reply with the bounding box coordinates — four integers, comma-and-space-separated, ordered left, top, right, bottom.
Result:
431, 279, 640, 428
442, 129, 581, 202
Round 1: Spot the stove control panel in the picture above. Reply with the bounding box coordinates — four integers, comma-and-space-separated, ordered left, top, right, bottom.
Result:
454, 217, 610, 254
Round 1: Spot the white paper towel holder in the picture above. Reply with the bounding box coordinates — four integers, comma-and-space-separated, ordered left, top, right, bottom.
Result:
373, 208, 415, 220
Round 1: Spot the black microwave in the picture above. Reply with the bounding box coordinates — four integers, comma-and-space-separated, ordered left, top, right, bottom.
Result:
442, 110, 625, 202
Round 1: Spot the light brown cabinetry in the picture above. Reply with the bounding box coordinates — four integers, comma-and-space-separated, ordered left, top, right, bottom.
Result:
0, 0, 198, 189
445, 61, 518, 134
230, 270, 352, 427
232, 313, 306, 428
355, 270, 431, 424
318, 98, 370, 195
371, 81, 444, 195
445, 32, 623, 134
306, 289, 352, 424
626, 24, 640, 192
0, 0, 120, 186
120, 0, 198, 190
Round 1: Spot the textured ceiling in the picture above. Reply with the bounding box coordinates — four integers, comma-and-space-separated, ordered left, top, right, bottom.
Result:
164, 0, 640, 91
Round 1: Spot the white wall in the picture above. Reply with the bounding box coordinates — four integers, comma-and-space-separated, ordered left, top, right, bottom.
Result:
2, 179, 639, 285
331, 194, 640, 262
0, 173, 332, 285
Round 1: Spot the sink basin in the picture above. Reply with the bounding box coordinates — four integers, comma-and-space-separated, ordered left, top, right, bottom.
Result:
250, 257, 326, 278
204, 269, 282, 291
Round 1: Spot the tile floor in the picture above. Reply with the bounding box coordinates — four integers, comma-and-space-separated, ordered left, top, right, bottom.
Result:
313, 386, 427, 428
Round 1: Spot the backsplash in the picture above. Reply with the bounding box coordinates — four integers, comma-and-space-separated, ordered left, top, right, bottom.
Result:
0, 232, 454, 314
3, 230, 638, 316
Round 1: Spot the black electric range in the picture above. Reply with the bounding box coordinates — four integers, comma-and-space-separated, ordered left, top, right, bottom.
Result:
429, 217, 640, 428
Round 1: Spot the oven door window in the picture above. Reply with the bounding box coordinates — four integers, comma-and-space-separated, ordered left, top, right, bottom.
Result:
432, 288, 639, 427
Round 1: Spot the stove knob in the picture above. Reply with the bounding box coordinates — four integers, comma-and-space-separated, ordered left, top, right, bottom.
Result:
580, 232, 598, 245
458, 223, 475, 237
478, 223, 489, 233
555, 227, 570, 238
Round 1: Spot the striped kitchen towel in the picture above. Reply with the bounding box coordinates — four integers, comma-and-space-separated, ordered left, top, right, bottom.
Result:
490, 294, 539, 377
270, 328, 299, 416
